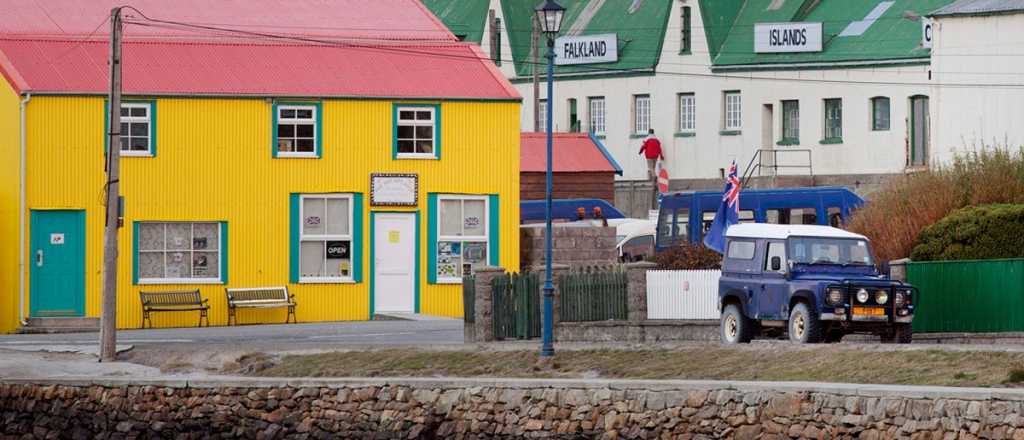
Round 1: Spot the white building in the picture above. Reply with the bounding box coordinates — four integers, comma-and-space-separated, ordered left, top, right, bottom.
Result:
425, 0, 958, 213
930, 0, 1024, 162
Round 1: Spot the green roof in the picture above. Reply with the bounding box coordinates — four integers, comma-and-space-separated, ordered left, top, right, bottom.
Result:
421, 0, 490, 43
501, 0, 673, 78
703, 0, 955, 69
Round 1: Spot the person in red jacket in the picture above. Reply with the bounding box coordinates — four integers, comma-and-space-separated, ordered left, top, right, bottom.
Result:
638, 128, 664, 180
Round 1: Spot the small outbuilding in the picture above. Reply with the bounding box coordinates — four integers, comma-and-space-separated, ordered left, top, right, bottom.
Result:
520, 132, 622, 204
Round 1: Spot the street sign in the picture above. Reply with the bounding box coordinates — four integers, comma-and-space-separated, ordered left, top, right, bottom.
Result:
554, 34, 618, 65
754, 23, 823, 53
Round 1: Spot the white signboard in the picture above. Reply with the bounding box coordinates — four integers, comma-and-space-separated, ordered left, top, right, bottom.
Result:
922, 18, 933, 49
554, 34, 618, 65
371, 173, 418, 206
50, 233, 65, 245
754, 23, 823, 53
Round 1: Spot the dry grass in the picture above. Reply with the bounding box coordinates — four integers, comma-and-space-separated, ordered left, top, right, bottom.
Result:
252, 346, 1024, 388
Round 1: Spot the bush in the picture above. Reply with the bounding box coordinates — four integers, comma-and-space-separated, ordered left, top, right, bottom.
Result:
910, 204, 1024, 261
653, 242, 722, 270
848, 148, 1024, 262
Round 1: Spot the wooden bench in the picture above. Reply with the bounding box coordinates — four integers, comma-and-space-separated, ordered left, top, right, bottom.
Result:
225, 286, 296, 325
139, 289, 209, 329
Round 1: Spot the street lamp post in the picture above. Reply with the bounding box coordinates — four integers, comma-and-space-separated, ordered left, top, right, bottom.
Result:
535, 0, 564, 358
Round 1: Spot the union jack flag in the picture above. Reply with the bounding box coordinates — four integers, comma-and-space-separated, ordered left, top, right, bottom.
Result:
704, 160, 741, 253
723, 161, 741, 213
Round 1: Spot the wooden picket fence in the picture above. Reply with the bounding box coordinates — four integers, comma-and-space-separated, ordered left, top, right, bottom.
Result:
558, 268, 628, 322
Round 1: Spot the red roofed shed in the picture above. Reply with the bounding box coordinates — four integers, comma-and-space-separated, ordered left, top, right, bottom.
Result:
520, 132, 623, 203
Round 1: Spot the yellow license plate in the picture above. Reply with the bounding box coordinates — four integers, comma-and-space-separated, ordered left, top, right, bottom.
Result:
853, 307, 885, 316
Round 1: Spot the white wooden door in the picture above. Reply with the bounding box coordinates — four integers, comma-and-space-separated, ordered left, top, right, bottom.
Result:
374, 213, 416, 313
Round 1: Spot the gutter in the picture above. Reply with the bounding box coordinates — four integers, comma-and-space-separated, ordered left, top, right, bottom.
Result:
711, 58, 929, 73
18, 92, 30, 326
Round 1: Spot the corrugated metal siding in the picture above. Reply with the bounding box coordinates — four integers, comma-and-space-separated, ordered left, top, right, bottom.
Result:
0, 77, 20, 333
19, 96, 519, 330
646, 270, 720, 320
907, 259, 1024, 333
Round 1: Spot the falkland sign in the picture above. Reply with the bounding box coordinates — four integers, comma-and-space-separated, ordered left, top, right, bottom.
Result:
754, 23, 823, 53
554, 34, 618, 66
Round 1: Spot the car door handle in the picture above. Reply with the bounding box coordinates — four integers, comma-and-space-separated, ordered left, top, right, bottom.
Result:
36, 250, 43, 267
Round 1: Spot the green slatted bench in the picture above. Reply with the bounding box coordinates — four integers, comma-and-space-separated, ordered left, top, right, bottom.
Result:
225, 286, 296, 325
139, 289, 209, 329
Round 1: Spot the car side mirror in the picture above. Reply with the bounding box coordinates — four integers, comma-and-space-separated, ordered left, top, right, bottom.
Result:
771, 256, 782, 271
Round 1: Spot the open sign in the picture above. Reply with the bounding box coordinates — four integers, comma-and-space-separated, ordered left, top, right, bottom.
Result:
326, 241, 350, 259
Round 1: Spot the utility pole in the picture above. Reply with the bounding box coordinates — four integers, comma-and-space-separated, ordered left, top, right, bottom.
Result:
532, 15, 541, 132
100, 6, 123, 362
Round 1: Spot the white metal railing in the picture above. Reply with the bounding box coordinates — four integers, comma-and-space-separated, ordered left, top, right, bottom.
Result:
646, 270, 721, 320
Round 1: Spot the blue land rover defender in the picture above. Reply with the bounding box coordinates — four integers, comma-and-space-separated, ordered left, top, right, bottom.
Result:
718, 224, 915, 344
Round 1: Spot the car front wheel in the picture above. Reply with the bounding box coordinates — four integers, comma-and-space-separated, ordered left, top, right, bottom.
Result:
721, 303, 753, 344
788, 302, 823, 343
881, 324, 913, 344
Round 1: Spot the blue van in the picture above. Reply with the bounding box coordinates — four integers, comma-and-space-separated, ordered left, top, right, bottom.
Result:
654, 187, 864, 252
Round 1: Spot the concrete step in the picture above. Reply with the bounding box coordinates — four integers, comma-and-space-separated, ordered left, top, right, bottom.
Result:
17, 317, 100, 334
373, 312, 458, 322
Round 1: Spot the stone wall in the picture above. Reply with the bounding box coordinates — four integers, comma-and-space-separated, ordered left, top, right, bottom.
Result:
3, 377, 1024, 439
520, 224, 618, 269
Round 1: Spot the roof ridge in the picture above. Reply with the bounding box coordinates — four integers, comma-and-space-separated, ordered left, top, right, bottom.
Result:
0, 34, 475, 49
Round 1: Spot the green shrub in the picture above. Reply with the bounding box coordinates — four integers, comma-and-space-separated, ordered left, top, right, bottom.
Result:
911, 204, 1024, 261
653, 242, 722, 270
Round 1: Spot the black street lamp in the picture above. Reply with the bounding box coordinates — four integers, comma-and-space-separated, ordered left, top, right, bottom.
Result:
534, 0, 564, 358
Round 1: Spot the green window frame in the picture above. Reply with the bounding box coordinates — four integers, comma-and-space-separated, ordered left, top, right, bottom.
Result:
289, 193, 364, 284
393, 103, 441, 160
822, 98, 843, 144
871, 97, 890, 131
680, 6, 692, 55
132, 221, 227, 285
104, 100, 157, 158
427, 193, 500, 284
780, 100, 800, 145
272, 101, 323, 158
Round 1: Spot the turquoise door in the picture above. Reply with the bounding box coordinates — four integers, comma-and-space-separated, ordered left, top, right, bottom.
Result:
30, 210, 86, 317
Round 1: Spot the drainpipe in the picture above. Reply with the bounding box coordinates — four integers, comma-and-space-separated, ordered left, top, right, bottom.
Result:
18, 92, 30, 326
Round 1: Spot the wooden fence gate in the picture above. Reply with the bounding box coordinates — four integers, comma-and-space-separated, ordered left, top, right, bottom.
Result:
492, 272, 541, 340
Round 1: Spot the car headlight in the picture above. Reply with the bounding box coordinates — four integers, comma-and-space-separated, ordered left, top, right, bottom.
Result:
856, 288, 869, 304
875, 290, 889, 305
826, 288, 843, 306
894, 291, 906, 308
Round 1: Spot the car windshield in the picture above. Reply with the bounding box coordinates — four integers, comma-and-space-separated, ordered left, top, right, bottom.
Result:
788, 237, 874, 266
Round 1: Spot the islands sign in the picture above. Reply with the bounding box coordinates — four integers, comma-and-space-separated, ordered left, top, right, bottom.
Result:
754, 23, 823, 53
554, 34, 618, 65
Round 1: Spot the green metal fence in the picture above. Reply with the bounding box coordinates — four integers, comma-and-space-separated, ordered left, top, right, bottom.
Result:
907, 258, 1024, 333
492, 272, 541, 340
462, 275, 475, 324
559, 269, 629, 322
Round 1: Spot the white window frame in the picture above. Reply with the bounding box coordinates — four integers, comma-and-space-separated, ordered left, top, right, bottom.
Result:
395, 106, 438, 159
537, 99, 547, 133
588, 97, 606, 135
678, 93, 696, 133
299, 194, 355, 283
137, 222, 222, 285
724, 91, 742, 131
120, 102, 153, 157
276, 105, 318, 158
633, 94, 651, 135
436, 194, 490, 284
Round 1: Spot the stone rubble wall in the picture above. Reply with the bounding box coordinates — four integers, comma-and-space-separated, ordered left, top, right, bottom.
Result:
2, 377, 1024, 439
520, 224, 618, 270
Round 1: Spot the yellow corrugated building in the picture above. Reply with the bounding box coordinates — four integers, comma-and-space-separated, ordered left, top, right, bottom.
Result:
0, 0, 521, 333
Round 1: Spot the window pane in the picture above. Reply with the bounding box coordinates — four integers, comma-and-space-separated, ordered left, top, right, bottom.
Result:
727, 241, 755, 260
415, 126, 433, 139
130, 106, 147, 117
397, 125, 414, 139
300, 241, 324, 277
278, 124, 295, 138
277, 138, 295, 152
129, 122, 148, 137
281, 109, 296, 118
120, 107, 130, 117
674, 208, 690, 242
193, 252, 218, 278
440, 199, 462, 236
192, 223, 218, 250
303, 198, 326, 235
463, 242, 487, 275
138, 252, 164, 279
463, 200, 486, 237
399, 110, 415, 120
437, 241, 461, 279
129, 137, 149, 150
139, 223, 164, 251
296, 109, 313, 119
166, 223, 191, 250
296, 139, 315, 152
165, 251, 191, 278
324, 240, 351, 277
765, 242, 786, 272
325, 198, 350, 236
397, 140, 415, 153
296, 124, 314, 138
416, 111, 432, 121
120, 122, 129, 135
415, 140, 433, 154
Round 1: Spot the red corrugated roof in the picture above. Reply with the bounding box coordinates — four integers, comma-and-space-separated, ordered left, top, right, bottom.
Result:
0, 0, 455, 41
0, 38, 519, 100
521, 132, 621, 174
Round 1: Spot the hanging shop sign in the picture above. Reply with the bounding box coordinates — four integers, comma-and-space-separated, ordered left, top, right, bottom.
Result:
371, 173, 418, 206
554, 34, 618, 65
922, 18, 933, 49
754, 23, 823, 53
